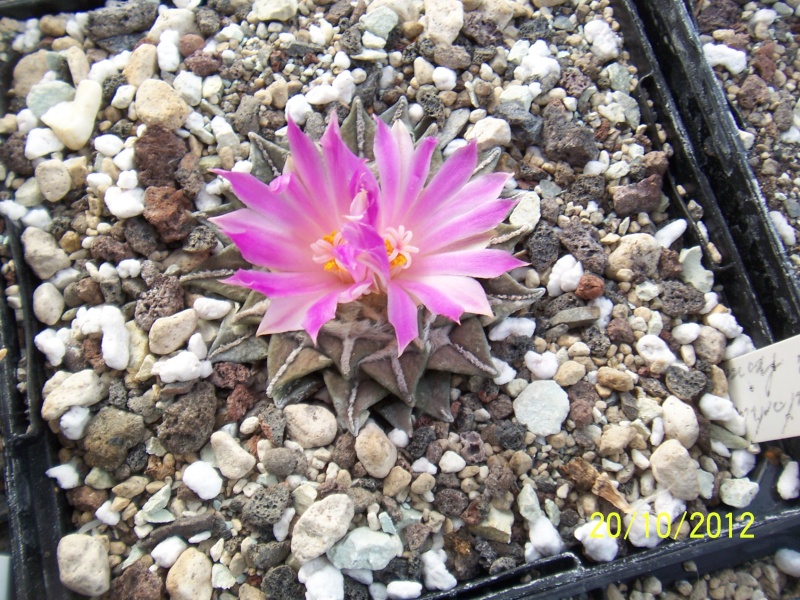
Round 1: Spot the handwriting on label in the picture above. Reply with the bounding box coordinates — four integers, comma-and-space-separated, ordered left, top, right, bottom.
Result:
723, 334, 800, 443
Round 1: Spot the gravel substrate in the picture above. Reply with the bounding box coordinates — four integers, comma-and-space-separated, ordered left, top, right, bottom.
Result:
696, 0, 800, 274
0, 0, 789, 598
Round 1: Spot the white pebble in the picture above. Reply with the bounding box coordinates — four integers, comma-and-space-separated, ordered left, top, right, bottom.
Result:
94, 134, 124, 157
24, 127, 64, 159
420, 550, 456, 591
116, 170, 139, 190
113, 147, 136, 171
298, 556, 344, 600
547, 255, 583, 296
524, 351, 559, 380
34, 328, 67, 365
151, 536, 188, 568
173, 71, 203, 106
706, 312, 743, 338
491, 357, 516, 385
703, 43, 747, 75
387, 429, 409, 448
527, 514, 564, 557
723, 334, 756, 360
95, 500, 121, 526
730, 449, 756, 478
769, 211, 797, 246
777, 462, 800, 500
583, 19, 620, 62
386, 581, 422, 600
775, 548, 800, 578
333, 51, 351, 70
23, 208, 52, 230
74, 305, 129, 370
671, 323, 701, 345
574, 517, 618, 562
46, 463, 81, 489
333, 71, 356, 104
182, 461, 223, 500
59, 406, 91, 440
0, 200, 29, 221
489, 317, 536, 341
193, 297, 232, 320
698, 393, 737, 421
306, 85, 339, 105
187, 332, 208, 360
273, 507, 295, 542
111, 85, 136, 109
411, 457, 437, 474
655, 219, 687, 248
88, 59, 118, 82
285, 94, 313, 124
635, 334, 676, 369
116, 259, 141, 279
151, 351, 213, 383
439, 451, 466, 474
432, 67, 457, 91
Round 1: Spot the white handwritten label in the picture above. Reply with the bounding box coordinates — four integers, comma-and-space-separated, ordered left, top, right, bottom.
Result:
723, 334, 800, 443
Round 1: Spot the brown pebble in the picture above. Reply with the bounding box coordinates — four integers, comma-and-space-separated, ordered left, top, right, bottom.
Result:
179, 33, 205, 57
574, 273, 605, 300
226, 384, 257, 422
143, 186, 193, 243
66, 486, 109, 512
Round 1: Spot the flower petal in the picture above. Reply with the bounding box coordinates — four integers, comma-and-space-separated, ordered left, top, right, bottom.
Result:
411, 249, 526, 278
404, 140, 477, 226
214, 170, 328, 235
415, 199, 516, 253
210, 210, 317, 271
286, 118, 337, 215
224, 269, 338, 298
387, 281, 420, 354
427, 172, 510, 222
398, 274, 493, 318
257, 293, 326, 335
302, 289, 344, 342
320, 117, 365, 214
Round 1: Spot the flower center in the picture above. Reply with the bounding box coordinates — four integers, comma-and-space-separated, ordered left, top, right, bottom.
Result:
311, 231, 346, 275
384, 226, 418, 275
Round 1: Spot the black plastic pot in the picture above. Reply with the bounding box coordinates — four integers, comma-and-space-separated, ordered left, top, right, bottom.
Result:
0, 0, 798, 599
631, 0, 800, 343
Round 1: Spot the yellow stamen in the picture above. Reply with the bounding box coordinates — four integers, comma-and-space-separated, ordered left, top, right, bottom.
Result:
324, 259, 339, 272
390, 254, 407, 269
323, 232, 337, 244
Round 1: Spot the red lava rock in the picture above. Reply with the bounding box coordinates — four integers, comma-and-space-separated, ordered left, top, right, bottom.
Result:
659, 248, 683, 279
0, 132, 34, 176
737, 74, 769, 110
110, 560, 165, 600
606, 317, 635, 345
185, 51, 222, 76
82, 337, 107, 373
612, 174, 663, 217
568, 399, 593, 428
642, 151, 669, 177
90, 235, 136, 263
179, 33, 205, 57
210, 362, 251, 389
135, 124, 187, 187
575, 273, 605, 300
143, 186, 193, 243
226, 384, 257, 422
753, 41, 776, 82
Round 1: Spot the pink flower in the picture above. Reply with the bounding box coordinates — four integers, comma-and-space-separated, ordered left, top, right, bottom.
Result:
211, 117, 525, 353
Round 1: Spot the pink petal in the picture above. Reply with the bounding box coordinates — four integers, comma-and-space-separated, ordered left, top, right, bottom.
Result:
404, 141, 477, 226
224, 269, 338, 298
410, 249, 526, 278
398, 274, 493, 317
320, 118, 365, 214
393, 278, 464, 322
387, 282, 420, 354
374, 118, 402, 216
214, 170, 327, 235
415, 199, 516, 253
257, 293, 327, 335
286, 119, 337, 214
303, 289, 344, 342
427, 172, 510, 222
210, 210, 317, 271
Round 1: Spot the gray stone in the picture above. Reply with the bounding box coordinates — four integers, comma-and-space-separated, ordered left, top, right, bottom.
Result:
291, 494, 354, 563
513, 380, 569, 436
27, 81, 76, 119
327, 527, 403, 570
549, 306, 600, 328
21, 227, 71, 280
